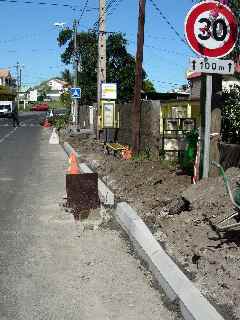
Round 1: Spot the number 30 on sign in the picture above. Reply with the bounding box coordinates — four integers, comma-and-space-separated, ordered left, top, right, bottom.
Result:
185, 1, 238, 58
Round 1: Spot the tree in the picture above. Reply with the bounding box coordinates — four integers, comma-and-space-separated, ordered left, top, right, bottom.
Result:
57, 31, 149, 104
142, 79, 156, 93
61, 69, 73, 85
222, 84, 240, 144
60, 91, 72, 107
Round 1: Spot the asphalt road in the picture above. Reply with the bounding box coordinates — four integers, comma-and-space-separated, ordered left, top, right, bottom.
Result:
0, 112, 45, 227
0, 113, 176, 320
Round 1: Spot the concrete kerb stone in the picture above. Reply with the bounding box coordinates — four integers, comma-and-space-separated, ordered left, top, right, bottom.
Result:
63, 142, 79, 159
114, 202, 225, 320
62, 142, 114, 206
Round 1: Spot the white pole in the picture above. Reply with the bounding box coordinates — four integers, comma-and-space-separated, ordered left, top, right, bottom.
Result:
203, 74, 212, 178
89, 106, 94, 130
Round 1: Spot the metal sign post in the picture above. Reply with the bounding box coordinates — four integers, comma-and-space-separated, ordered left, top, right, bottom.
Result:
185, 1, 238, 179
203, 75, 212, 178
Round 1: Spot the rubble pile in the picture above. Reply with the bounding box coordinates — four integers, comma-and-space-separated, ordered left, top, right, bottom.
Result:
156, 168, 240, 320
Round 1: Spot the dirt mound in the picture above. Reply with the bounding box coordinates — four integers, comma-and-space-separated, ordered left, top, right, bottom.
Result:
157, 168, 240, 320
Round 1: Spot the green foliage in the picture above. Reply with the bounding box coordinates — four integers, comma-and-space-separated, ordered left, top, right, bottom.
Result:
61, 69, 73, 85
60, 91, 72, 107
222, 84, 240, 143
131, 145, 151, 161
57, 31, 148, 104
180, 129, 199, 176
50, 112, 71, 130
143, 79, 156, 93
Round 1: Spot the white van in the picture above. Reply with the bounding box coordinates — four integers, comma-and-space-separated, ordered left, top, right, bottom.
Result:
0, 101, 13, 118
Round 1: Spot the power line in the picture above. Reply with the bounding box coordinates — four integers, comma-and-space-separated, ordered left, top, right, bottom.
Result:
149, 0, 187, 46
128, 39, 190, 57
0, 0, 98, 12
91, 0, 124, 31
79, 0, 89, 21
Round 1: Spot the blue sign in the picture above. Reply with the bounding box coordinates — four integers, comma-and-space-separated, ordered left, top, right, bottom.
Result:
70, 87, 81, 99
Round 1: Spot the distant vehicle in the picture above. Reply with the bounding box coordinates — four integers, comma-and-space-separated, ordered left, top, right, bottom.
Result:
0, 101, 14, 118
31, 103, 49, 111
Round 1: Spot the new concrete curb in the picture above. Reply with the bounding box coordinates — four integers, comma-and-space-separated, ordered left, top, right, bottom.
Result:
62, 142, 114, 206
62, 141, 224, 320
114, 202, 225, 320
63, 141, 79, 158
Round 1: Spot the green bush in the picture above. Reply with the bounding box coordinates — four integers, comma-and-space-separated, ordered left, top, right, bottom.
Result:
51, 112, 71, 130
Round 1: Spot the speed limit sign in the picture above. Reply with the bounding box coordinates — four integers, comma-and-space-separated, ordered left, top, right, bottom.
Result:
185, 1, 238, 58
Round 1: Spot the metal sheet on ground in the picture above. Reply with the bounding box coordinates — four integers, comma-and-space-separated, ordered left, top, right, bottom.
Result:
66, 173, 100, 213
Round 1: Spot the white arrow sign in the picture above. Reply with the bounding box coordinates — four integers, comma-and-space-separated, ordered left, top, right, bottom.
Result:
190, 58, 234, 75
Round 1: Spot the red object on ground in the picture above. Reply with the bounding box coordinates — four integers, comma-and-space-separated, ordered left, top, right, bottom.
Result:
31, 103, 49, 111
43, 119, 51, 128
67, 153, 80, 174
121, 147, 133, 160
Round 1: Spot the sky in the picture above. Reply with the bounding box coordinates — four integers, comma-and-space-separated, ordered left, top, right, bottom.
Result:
0, 0, 198, 92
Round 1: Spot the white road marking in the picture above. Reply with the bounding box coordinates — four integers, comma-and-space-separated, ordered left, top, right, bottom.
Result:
0, 127, 18, 144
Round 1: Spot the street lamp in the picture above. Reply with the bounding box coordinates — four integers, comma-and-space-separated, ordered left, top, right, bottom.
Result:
53, 22, 66, 28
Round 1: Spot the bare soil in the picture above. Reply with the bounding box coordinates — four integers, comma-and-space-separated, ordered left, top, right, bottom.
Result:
61, 131, 240, 320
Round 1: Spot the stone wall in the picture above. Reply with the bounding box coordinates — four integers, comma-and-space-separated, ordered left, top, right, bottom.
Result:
220, 143, 240, 170
115, 100, 161, 156
79, 105, 90, 129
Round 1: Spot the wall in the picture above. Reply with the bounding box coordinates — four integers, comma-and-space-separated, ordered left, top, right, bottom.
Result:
113, 100, 161, 157
220, 143, 240, 170
190, 77, 201, 99
79, 105, 90, 129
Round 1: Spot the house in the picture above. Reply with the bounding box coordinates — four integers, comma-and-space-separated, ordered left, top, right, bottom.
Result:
0, 69, 14, 87
46, 90, 62, 101
28, 89, 38, 102
186, 70, 240, 97
47, 79, 68, 91
0, 69, 16, 99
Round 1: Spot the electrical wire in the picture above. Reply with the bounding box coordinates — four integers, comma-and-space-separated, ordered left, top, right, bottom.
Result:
128, 39, 191, 57
79, 0, 89, 22
149, 0, 187, 46
91, 0, 125, 31
0, 0, 98, 12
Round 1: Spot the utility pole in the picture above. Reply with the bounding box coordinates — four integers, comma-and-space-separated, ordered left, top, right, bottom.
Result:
97, 0, 106, 138
73, 19, 79, 130
15, 62, 22, 110
132, 0, 146, 154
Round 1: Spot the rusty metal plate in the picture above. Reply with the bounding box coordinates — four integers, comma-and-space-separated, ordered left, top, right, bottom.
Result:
66, 173, 100, 212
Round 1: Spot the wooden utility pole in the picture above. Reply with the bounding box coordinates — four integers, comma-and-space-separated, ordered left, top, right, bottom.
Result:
97, 0, 106, 137
132, 0, 146, 153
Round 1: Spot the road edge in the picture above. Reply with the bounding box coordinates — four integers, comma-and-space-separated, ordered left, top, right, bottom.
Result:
62, 141, 225, 320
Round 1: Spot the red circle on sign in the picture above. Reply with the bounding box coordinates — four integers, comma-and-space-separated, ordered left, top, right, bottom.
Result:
185, 1, 238, 58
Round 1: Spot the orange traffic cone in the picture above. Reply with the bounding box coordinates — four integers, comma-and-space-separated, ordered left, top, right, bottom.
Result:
68, 152, 80, 174
43, 119, 51, 128
121, 146, 133, 160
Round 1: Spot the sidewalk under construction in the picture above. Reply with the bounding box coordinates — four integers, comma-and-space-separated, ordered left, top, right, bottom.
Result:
0, 127, 175, 320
